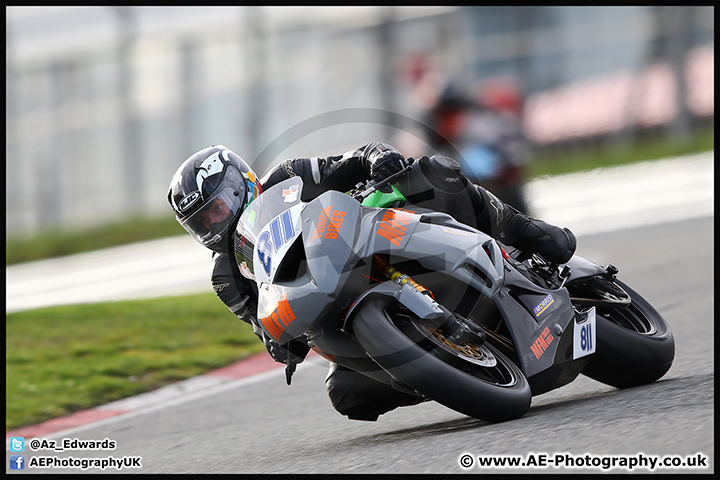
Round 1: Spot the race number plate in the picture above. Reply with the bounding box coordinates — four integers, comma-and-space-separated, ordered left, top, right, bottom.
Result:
573, 307, 597, 359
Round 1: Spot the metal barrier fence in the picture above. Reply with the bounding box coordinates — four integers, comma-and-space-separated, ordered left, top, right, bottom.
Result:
5, 6, 714, 237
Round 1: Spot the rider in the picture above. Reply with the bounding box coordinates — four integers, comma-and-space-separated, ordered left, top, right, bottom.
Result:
168, 142, 576, 421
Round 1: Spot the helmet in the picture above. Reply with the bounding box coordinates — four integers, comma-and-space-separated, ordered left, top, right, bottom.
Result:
168, 145, 262, 254
435, 82, 472, 111
477, 77, 522, 115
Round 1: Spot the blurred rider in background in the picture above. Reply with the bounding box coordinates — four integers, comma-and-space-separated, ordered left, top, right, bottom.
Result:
424, 78, 530, 214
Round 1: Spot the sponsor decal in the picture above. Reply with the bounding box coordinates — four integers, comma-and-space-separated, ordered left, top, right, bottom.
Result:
239, 262, 255, 281
282, 184, 299, 203
311, 206, 346, 240
243, 171, 261, 207
533, 293, 555, 317
438, 225, 474, 237
530, 326, 555, 360
178, 191, 201, 212
246, 209, 256, 225
261, 293, 296, 341
376, 209, 415, 247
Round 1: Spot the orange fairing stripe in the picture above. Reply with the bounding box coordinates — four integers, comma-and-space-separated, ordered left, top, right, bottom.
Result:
530, 326, 555, 359
376, 209, 414, 246
261, 293, 296, 341
312, 206, 346, 240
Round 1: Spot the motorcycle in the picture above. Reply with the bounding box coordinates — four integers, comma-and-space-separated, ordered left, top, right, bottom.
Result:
233, 164, 675, 422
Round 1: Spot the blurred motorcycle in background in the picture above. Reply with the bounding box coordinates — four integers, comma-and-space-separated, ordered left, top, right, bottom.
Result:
423, 79, 530, 214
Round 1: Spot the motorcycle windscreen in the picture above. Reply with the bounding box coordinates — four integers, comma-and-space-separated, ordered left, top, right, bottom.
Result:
302, 190, 361, 291
234, 178, 304, 282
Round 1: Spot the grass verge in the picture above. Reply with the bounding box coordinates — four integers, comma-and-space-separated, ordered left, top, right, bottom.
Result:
5, 293, 264, 431
528, 124, 714, 178
6, 216, 187, 266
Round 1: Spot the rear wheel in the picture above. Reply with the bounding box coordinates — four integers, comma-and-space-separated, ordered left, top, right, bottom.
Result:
581, 279, 674, 388
352, 298, 531, 422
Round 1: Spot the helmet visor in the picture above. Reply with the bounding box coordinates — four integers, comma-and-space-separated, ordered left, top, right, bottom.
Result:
179, 187, 243, 249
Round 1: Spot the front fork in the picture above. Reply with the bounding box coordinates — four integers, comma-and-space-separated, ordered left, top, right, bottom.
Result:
371, 255, 486, 347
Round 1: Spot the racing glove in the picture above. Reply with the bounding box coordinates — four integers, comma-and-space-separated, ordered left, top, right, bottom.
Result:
251, 321, 310, 365
363, 142, 409, 183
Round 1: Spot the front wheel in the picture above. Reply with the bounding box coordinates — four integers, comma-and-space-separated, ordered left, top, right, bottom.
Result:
582, 279, 675, 388
352, 298, 531, 422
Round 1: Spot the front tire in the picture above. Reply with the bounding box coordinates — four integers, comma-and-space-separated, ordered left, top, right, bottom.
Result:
582, 279, 675, 388
352, 298, 531, 422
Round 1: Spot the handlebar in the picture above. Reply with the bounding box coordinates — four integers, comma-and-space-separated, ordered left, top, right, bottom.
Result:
352, 160, 414, 202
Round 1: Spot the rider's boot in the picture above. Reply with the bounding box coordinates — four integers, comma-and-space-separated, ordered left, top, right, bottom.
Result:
325, 363, 424, 421
475, 186, 577, 264
477, 187, 577, 263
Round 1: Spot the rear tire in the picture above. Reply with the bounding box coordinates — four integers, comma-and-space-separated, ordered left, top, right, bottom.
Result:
352, 298, 531, 422
582, 279, 674, 388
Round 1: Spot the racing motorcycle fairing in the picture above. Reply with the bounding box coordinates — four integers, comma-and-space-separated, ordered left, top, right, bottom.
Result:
236, 178, 363, 344
229, 159, 674, 421
235, 177, 597, 393
236, 178, 504, 344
